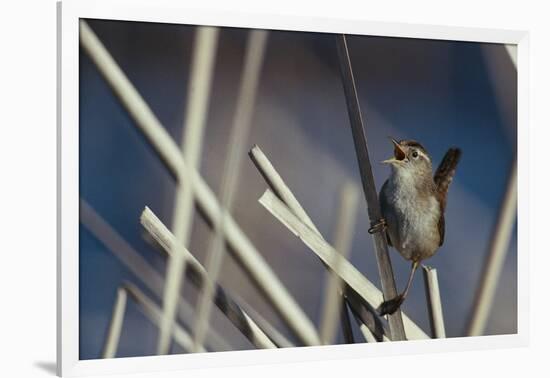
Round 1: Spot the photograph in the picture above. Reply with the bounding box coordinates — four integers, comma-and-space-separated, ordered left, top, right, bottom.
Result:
77, 17, 517, 360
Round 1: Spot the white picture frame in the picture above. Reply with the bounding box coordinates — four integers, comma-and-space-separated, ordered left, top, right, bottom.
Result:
57, 0, 529, 376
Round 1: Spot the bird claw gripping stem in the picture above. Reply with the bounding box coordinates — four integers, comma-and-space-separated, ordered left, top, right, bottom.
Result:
368, 218, 387, 234
378, 294, 405, 316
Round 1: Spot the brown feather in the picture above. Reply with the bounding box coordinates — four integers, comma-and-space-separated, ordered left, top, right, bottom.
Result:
434, 148, 462, 210
434, 148, 461, 245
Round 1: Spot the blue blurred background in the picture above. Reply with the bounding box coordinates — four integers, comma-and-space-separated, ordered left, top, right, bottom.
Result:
79, 19, 517, 359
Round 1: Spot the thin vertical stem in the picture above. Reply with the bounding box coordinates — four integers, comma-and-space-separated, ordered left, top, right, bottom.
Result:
422, 265, 446, 338
102, 288, 127, 358
320, 181, 360, 344
467, 160, 517, 336
192, 29, 269, 352
335, 34, 406, 340
159, 26, 219, 355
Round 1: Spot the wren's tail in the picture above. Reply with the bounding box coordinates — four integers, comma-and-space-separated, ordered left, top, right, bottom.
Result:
434, 148, 462, 209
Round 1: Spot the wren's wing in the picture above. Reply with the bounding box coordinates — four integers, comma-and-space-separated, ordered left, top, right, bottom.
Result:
434, 148, 461, 246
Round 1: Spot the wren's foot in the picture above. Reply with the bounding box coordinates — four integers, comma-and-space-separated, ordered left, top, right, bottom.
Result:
378, 295, 405, 316
368, 218, 387, 234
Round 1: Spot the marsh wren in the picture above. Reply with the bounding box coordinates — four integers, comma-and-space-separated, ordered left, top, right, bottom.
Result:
376, 138, 461, 315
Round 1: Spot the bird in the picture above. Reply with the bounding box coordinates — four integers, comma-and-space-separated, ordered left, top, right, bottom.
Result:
375, 138, 461, 316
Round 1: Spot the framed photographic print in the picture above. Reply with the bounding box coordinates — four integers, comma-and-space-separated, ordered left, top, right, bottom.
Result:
57, 0, 529, 376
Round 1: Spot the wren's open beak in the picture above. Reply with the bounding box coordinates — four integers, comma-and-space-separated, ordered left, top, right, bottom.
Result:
382, 138, 407, 164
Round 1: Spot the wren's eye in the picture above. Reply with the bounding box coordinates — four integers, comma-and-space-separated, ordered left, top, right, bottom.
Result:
412, 150, 419, 159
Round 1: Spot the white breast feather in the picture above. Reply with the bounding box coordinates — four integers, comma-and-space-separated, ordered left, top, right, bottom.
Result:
384, 169, 440, 260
